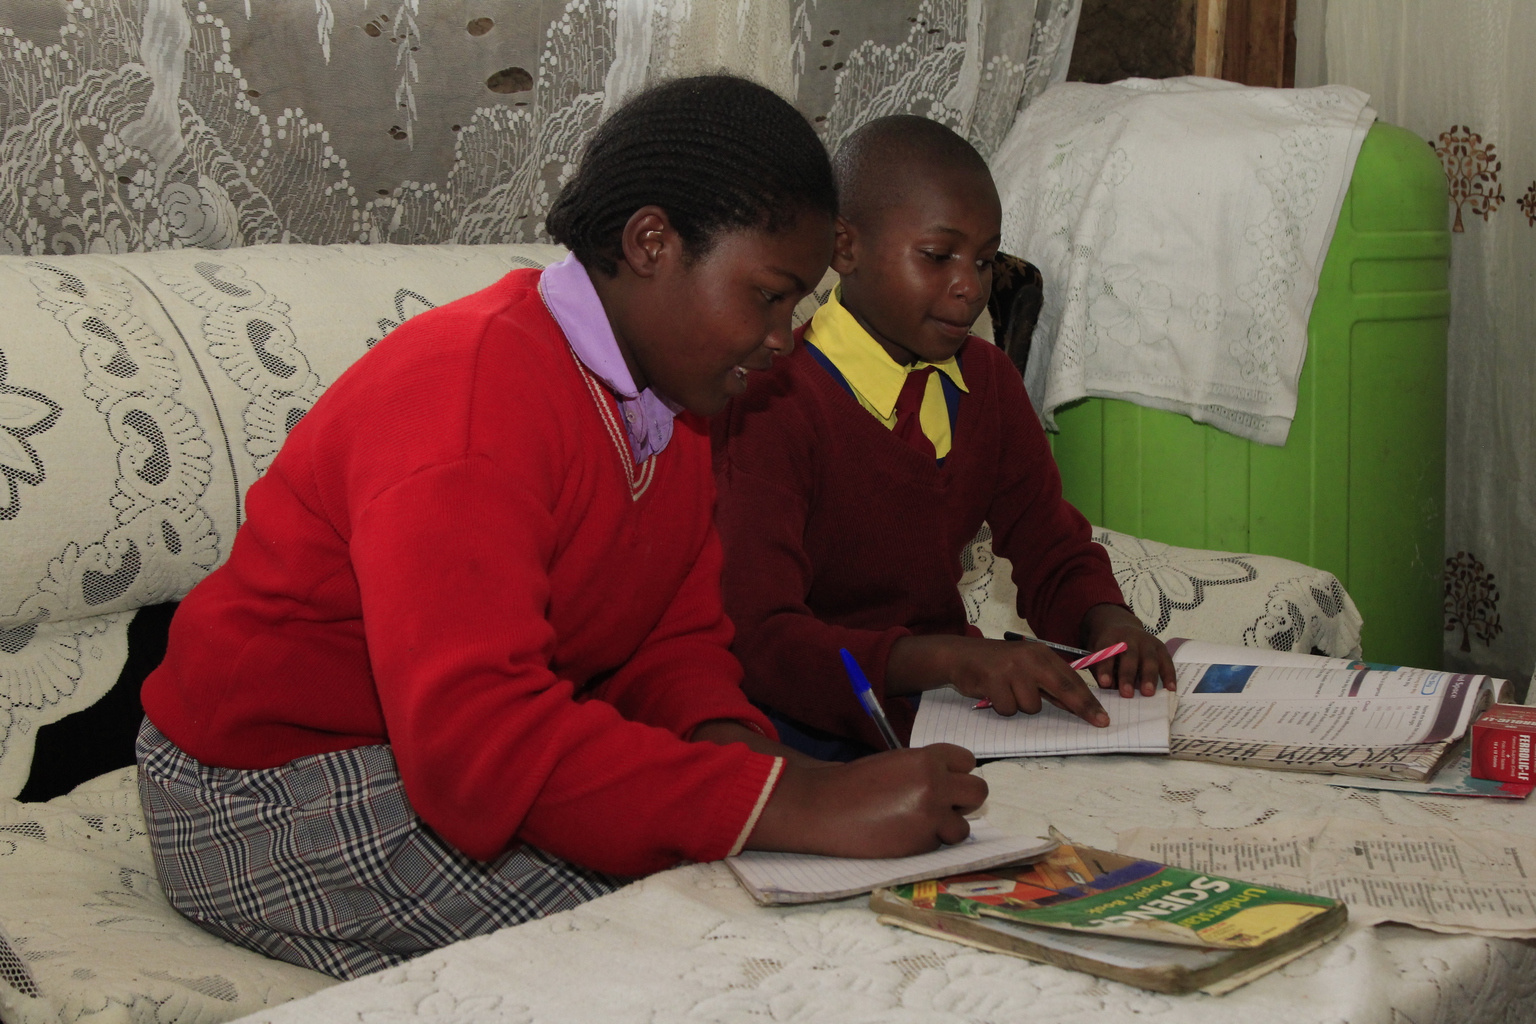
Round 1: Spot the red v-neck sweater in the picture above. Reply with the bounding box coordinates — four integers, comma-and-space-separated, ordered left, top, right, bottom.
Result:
712, 329, 1125, 749
142, 269, 780, 874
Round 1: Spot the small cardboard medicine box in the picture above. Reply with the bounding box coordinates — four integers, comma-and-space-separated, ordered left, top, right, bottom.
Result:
1471, 705, 1536, 784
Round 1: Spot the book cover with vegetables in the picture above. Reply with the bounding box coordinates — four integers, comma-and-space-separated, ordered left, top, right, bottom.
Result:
889, 841, 1340, 949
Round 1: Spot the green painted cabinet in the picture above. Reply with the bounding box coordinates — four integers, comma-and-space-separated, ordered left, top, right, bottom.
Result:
1052, 121, 1451, 667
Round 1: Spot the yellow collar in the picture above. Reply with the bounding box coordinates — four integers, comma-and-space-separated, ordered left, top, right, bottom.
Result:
804, 288, 968, 419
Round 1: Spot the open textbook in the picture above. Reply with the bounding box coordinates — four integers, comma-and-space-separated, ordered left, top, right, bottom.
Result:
910, 638, 1506, 779
1166, 640, 1508, 780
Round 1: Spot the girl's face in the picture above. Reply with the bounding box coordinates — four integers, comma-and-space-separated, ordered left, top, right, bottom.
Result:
603, 209, 835, 417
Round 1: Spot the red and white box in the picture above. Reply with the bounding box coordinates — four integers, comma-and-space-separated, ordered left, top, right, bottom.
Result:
1471, 705, 1536, 784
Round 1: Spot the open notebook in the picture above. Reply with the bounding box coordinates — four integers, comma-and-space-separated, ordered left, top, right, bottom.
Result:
910, 686, 1174, 758
726, 819, 1056, 905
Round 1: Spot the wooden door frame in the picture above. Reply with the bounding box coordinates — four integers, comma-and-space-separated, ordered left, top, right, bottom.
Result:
1196, 0, 1296, 87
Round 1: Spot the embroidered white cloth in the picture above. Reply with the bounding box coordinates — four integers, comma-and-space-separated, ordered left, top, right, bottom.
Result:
993, 77, 1374, 445
224, 756, 1536, 1024
8, 747, 1536, 1021
959, 525, 1365, 660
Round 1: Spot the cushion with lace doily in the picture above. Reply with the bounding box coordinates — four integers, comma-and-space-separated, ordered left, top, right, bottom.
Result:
959, 524, 1364, 659
0, 244, 568, 801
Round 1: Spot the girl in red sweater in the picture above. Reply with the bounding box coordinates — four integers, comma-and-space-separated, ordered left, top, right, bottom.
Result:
137, 77, 985, 979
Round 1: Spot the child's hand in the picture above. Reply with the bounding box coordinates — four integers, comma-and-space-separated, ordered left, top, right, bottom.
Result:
746, 743, 987, 857
1082, 603, 1176, 698
888, 634, 1110, 728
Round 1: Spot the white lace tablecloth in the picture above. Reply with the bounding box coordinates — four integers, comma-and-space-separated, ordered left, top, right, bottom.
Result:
235, 757, 1536, 1024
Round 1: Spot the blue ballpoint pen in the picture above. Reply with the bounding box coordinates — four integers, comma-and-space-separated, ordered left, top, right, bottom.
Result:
839, 647, 903, 750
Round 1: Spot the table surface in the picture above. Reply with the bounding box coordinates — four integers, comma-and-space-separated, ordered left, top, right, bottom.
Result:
233, 754, 1536, 1024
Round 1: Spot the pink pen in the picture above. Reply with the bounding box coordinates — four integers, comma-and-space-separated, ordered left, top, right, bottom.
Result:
973, 641, 1130, 709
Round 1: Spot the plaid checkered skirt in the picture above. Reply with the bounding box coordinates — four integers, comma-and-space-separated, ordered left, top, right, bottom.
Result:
136, 718, 626, 979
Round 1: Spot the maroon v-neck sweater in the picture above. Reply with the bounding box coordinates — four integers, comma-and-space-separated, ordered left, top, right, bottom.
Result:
712, 330, 1125, 749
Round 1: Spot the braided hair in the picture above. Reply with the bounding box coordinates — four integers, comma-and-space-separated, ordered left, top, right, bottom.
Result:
547, 75, 837, 276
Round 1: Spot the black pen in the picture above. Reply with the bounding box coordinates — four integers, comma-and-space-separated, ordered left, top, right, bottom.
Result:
1002, 630, 1090, 659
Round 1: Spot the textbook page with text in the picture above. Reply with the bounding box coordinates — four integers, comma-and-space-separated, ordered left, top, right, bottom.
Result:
1168, 663, 1503, 779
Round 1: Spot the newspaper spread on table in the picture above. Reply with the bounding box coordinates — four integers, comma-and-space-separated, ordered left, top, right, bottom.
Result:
1118, 818, 1536, 938
1327, 746, 1536, 799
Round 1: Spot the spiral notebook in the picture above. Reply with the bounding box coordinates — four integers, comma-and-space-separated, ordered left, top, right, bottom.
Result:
725, 820, 1057, 905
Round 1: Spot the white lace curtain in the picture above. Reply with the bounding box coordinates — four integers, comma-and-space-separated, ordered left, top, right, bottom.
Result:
0, 0, 1080, 255
1297, 1, 1536, 683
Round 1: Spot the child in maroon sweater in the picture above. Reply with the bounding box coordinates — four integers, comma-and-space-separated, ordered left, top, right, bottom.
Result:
713, 115, 1176, 757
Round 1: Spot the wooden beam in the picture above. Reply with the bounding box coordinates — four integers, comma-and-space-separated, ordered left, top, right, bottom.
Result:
1283, 0, 1297, 88
1194, 0, 1228, 79
1221, 0, 1295, 88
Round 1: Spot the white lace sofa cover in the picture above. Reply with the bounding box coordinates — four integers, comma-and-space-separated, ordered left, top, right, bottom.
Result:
960, 524, 1362, 659
0, 243, 1363, 1022
0, 243, 564, 800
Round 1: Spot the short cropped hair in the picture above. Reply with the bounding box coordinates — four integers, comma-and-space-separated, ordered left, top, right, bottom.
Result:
833, 115, 992, 224
547, 75, 837, 275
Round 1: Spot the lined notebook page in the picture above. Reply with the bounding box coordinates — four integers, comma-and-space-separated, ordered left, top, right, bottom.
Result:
910, 687, 1173, 757
726, 820, 1056, 905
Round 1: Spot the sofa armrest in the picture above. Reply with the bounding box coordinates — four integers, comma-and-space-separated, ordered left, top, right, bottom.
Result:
960, 525, 1364, 660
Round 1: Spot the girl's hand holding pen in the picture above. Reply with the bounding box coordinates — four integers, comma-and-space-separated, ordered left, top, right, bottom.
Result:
700, 656, 988, 859
744, 745, 987, 857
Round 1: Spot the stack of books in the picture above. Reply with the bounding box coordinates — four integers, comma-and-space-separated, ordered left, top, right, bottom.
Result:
870, 836, 1346, 995
726, 828, 1346, 995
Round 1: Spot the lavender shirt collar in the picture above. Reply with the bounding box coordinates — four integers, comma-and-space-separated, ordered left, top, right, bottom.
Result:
538, 252, 681, 463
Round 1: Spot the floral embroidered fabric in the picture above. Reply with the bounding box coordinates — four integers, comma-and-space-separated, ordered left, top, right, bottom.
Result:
0, 242, 564, 800
993, 77, 1376, 445
0, 0, 1082, 256
7, 756, 1529, 1024
960, 524, 1364, 659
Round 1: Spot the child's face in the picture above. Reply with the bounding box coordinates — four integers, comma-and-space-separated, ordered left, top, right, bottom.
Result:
622, 212, 834, 416
834, 167, 1001, 366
